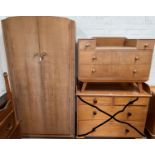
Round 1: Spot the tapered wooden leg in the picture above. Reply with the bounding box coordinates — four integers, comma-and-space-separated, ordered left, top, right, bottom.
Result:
81, 82, 87, 92
136, 83, 143, 93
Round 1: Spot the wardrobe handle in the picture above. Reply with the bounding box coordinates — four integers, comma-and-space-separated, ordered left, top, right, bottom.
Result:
40, 52, 47, 61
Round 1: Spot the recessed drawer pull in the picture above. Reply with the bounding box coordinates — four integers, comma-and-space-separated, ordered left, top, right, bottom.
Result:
91, 68, 96, 73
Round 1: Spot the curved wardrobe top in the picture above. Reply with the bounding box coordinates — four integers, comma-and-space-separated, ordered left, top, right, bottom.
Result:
2, 16, 74, 22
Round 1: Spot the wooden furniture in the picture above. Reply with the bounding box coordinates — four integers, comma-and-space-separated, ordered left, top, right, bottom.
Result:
76, 83, 151, 138
78, 38, 155, 91
146, 86, 155, 138
2, 17, 75, 137
0, 73, 20, 138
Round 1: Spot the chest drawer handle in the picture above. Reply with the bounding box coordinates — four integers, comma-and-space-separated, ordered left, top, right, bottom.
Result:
144, 43, 149, 48
135, 56, 139, 61
85, 43, 91, 48
127, 112, 132, 117
92, 56, 97, 61
133, 70, 137, 74
125, 129, 130, 134
93, 98, 98, 104
91, 68, 96, 73
93, 111, 97, 115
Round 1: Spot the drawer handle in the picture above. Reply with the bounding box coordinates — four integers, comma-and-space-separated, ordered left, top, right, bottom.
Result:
127, 112, 132, 117
93, 98, 98, 104
135, 56, 140, 61
92, 56, 97, 61
133, 70, 137, 74
85, 43, 91, 48
6, 122, 13, 131
125, 129, 130, 134
144, 43, 149, 48
91, 68, 96, 73
93, 111, 97, 115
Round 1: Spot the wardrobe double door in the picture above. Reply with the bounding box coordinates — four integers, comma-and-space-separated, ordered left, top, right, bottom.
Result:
2, 17, 75, 137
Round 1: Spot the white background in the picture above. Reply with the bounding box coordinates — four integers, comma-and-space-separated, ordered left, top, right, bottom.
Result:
1, 16, 155, 96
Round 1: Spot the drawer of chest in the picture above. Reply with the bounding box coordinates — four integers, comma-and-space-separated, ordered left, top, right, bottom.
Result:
78, 39, 96, 51
78, 64, 150, 81
137, 40, 155, 49
77, 120, 145, 138
0, 111, 16, 138
78, 104, 148, 122
79, 51, 152, 65
78, 96, 113, 105
0, 101, 12, 122
114, 97, 149, 106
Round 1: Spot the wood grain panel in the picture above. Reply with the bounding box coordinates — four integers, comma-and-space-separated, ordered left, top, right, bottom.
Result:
78, 104, 148, 122
79, 64, 150, 82
79, 51, 152, 65
38, 17, 75, 136
77, 120, 145, 138
2, 17, 43, 135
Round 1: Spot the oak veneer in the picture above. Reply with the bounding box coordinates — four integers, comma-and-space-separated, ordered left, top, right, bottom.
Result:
78, 38, 154, 87
2, 17, 75, 137
77, 83, 151, 138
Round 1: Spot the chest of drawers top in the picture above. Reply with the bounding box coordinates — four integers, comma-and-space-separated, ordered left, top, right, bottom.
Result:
78, 37, 155, 83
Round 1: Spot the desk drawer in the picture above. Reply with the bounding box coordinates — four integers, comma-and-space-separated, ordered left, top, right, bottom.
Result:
78, 97, 113, 106
79, 64, 150, 81
79, 51, 152, 65
114, 97, 149, 106
0, 111, 16, 138
77, 120, 145, 138
78, 104, 148, 122
78, 39, 96, 51
137, 40, 155, 49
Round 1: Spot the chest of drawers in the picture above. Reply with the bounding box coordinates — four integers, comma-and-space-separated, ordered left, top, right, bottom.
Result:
78, 38, 154, 84
76, 83, 151, 138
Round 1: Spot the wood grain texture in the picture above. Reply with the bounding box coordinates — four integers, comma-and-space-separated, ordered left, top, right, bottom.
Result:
2, 16, 75, 137
76, 83, 151, 138
77, 120, 145, 138
78, 38, 154, 83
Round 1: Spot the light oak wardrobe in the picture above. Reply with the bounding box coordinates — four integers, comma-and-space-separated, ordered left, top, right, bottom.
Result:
2, 16, 75, 137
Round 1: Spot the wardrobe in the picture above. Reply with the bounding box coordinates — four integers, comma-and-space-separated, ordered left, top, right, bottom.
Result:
2, 17, 75, 137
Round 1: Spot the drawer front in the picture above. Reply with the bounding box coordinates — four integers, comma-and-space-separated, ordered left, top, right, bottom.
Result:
114, 97, 149, 106
0, 101, 12, 122
77, 120, 145, 138
0, 111, 16, 138
79, 39, 96, 51
78, 104, 148, 122
79, 51, 152, 65
137, 40, 155, 49
78, 97, 113, 106
79, 64, 150, 82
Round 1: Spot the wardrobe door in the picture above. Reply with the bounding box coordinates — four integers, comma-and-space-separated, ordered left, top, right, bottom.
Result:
38, 17, 75, 136
2, 17, 44, 135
